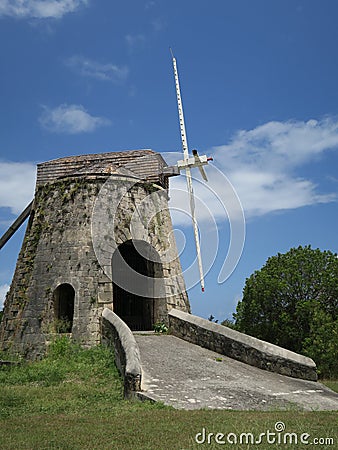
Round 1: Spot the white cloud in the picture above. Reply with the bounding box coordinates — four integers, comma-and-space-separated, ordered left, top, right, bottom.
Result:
151, 17, 165, 32
0, 284, 9, 310
210, 118, 338, 218
39, 104, 111, 134
168, 118, 338, 224
0, 161, 36, 214
219, 118, 338, 169
65, 56, 129, 83
0, 0, 88, 19
125, 33, 146, 51
145, 1, 156, 9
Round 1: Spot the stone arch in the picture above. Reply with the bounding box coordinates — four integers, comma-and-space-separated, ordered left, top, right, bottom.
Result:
112, 240, 165, 331
53, 283, 75, 333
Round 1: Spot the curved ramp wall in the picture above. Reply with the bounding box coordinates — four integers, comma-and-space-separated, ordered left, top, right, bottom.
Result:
169, 309, 317, 381
101, 308, 142, 398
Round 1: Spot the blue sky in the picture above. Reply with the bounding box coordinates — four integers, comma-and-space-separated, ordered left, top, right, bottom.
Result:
0, 0, 338, 321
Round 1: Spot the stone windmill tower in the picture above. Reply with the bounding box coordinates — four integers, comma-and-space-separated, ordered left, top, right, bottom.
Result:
0, 150, 190, 358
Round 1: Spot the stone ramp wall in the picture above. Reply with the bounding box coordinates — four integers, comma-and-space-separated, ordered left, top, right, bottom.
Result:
169, 309, 317, 381
101, 308, 142, 398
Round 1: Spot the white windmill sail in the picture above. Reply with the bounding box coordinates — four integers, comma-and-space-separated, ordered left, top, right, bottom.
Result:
170, 49, 212, 292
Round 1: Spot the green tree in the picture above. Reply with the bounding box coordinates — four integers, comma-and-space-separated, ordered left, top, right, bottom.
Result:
221, 318, 236, 329
234, 246, 338, 377
302, 309, 338, 379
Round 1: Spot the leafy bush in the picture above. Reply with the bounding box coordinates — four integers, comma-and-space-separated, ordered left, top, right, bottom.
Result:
53, 318, 72, 333
153, 322, 168, 333
47, 335, 74, 359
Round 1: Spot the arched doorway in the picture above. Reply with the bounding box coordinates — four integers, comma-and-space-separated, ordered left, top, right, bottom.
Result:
112, 240, 163, 331
53, 283, 75, 333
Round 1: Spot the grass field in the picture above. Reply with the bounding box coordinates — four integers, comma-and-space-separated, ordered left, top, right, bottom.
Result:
1, 337, 337, 450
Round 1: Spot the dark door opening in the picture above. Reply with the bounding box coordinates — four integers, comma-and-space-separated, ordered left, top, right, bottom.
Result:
53, 283, 75, 333
112, 240, 162, 331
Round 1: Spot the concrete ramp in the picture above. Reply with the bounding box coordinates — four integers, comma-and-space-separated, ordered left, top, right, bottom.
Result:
135, 334, 338, 411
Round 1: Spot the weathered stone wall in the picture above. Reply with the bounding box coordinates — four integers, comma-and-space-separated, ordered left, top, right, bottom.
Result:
0, 161, 190, 358
0, 177, 107, 358
169, 309, 318, 381
101, 308, 142, 398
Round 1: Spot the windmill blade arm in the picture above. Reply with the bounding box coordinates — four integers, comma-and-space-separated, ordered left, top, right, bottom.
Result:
185, 168, 205, 291
0, 201, 33, 251
171, 53, 189, 160
171, 51, 206, 291
198, 165, 208, 182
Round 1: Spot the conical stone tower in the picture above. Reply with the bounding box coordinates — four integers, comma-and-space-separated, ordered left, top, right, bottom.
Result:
0, 150, 190, 358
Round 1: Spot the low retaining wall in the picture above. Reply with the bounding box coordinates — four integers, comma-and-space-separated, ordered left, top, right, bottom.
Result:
101, 308, 142, 398
169, 309, 317, 381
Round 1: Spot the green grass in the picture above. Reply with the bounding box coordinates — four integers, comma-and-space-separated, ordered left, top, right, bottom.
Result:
323, 379, 338, 393
1, 337, 337, 450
